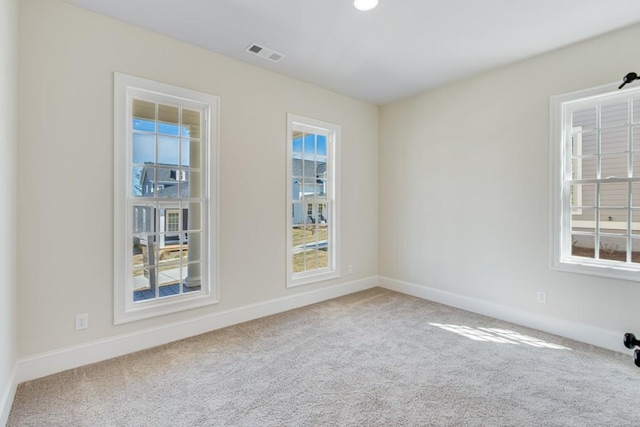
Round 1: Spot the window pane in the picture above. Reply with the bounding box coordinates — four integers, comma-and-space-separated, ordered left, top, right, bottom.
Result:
157, 136, 179, 165
317, 223, 328, 246
132, 166, 145, 197
132, 263, 149, 292
599, 209, 628, 234
633, 238, 640, 263
572, 235, 595, 259
601, 126, 629, 154
632, 210, 640, 235
185, 232, 203, 263
303, 247, 327, 270
634, 184, 640, 207
151, 167, 170, 198
571, 156, 581, 180
142, 235, 158, 267
601, 154, 627, 179
182, 109, 201, 138
292, 157, 303, 180
133, 205, 155, 233
158, 104, 179, 136
133, 118, 155, 133
633, 125, 640, 151
572, 208, 595, 233
633, 153, 640, 178
578, 131, 597, 157
132, 99, 155, 121
185, 170, 201, 198
318, 204, 328, 223
292, 223, 303, 247
317, 135, 327, 155
183, 202, 202, 231
292, 251, 304, 273
157, 245, 181, 288
570, 184, 582, 208
571, 183, 595, 208
183, 262, 202, 292
133, 259, 157, 302
304, 133, 316, 154
600, 182, 628, 207
132, 133, 155, 165
292, 134, 302, 153
580, 157, 597, 180
634, 99, 640, 124
181, 139, 200, 168
599, 236, 626, 261
601, 101, 629, 128
158, 122, 180, 136
572, 107, 597, 132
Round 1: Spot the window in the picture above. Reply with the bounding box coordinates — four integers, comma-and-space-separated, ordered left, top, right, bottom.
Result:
166, 211, 180, 232
114, 73, 219, 324
551, 83, 640, 281
287, 114, 340, 287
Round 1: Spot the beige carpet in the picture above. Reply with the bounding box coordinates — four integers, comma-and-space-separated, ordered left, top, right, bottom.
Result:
8, 288, 640, 426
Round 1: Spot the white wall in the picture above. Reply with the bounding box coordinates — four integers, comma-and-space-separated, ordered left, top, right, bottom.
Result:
0, 0, 18, 423
18, 0, 378, 360
379, 24, 640, 345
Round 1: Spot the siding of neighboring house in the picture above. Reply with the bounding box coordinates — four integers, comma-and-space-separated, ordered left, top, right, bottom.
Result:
571, 101, 640, 247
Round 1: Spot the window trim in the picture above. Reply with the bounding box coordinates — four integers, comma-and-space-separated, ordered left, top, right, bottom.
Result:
114, 72, 220, 324
550, 82, 640, 282
286, 113, 341, 287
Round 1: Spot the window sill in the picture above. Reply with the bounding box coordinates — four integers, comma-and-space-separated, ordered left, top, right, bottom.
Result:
115, 290, 219, 325
551, 257, 640, 282
287, 270, 340, 288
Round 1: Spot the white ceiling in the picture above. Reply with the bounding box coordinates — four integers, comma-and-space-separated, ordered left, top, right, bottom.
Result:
65, 0, 640, 105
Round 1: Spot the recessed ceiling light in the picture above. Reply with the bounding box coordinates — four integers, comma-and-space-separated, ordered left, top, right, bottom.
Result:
354, 0, 378, 12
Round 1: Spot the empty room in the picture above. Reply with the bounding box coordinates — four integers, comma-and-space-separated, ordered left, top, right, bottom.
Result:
4, 0, 640, 425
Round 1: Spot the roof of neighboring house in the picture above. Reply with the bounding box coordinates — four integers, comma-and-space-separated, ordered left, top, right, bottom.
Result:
156, 183, 190, 198
292, 158, 326, 182
140, 163, 190, 197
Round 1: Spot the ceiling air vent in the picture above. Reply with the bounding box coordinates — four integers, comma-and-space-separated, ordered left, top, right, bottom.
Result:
246, 43, 284, 63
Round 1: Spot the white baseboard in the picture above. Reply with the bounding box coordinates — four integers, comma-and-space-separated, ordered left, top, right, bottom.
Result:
13, 274, 629, 400
16, 276, 378, 384
0, 366, 17, 427
378, 276, 628, 355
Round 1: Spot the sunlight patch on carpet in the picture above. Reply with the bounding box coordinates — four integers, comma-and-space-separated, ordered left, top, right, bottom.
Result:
429, 323, 572, 350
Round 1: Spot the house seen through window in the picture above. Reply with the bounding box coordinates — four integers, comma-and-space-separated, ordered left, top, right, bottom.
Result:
551, 83, 640, 281
114, 73, 219, 324
287, 114, 340, 287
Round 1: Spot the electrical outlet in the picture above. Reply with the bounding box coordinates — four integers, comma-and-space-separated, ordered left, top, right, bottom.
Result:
348, 264, 353, 274
536, 291, 547, 304
75, 313, 89, 330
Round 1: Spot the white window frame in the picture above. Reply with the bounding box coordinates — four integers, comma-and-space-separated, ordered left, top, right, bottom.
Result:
550, 82, 640, 282
114, 73, 219, 324
286, 113, 341, 287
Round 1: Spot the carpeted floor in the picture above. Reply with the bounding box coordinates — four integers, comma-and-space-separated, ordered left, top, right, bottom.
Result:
8, 288, 640, 426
